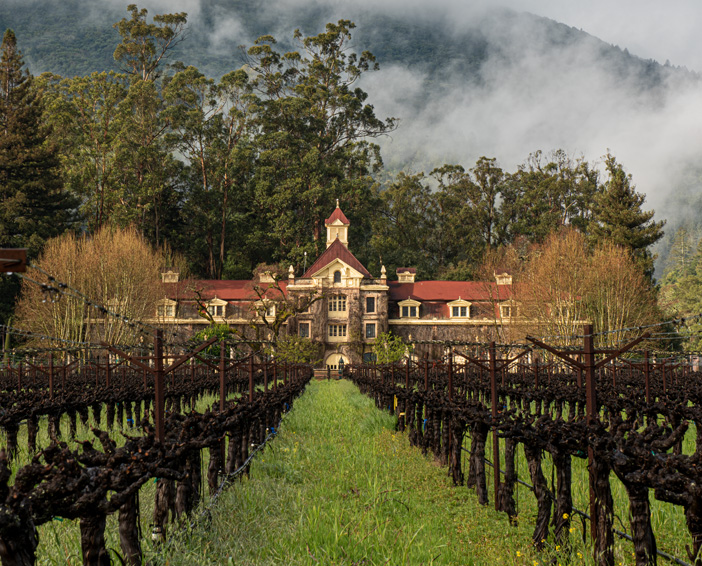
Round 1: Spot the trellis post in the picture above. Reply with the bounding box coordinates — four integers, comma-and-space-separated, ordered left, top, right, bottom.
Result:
583, 324, 598, 547
489, 342, 500, 512
154, 330, 165, 442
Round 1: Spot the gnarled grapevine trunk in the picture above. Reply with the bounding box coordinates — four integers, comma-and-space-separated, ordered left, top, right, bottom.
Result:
80, 513, 110, 566
524, 443, 551, 550
551, 449, 573, 542
625, 483, 657, 566
467, 422, 488, 506
592, 456, 614, 566
498, 438, 518, 525
118, 493, 142, 566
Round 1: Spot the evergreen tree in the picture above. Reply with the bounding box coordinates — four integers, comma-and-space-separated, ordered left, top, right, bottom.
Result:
662, 227, 699, 283
502, 150, 599, 244
0, 29, 74, 324
589, 153, 664, 278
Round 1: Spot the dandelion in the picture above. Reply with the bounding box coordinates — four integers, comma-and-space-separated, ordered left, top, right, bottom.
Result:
577, 552, 583, 559
569, 527, 575, 533
516, 551, 522, 557
555, 545, 560, 551
562, 513, 569, 519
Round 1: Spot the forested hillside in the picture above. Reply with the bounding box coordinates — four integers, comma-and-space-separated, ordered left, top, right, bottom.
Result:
0, 0, 687, 85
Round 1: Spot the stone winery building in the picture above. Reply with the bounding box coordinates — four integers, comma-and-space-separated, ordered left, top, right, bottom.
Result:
157, 204, 520, 369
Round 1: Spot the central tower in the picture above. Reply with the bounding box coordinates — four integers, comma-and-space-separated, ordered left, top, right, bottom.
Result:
325, 199, 350, 248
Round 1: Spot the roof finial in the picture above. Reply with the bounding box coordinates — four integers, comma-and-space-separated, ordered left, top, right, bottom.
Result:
336, 198, 339, 208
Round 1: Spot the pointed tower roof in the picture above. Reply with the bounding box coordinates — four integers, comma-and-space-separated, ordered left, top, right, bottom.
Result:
325, 200, 350, 225
302, 238, 372, 279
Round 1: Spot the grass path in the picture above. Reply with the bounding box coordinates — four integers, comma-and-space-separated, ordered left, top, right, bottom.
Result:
158, 379, 556, 565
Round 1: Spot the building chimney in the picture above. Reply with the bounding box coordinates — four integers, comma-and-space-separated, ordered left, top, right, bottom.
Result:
161, 270, 179, 283
396, 268, 416, 283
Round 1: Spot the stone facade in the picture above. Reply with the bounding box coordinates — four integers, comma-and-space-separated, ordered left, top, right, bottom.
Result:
159, 205, 520, 368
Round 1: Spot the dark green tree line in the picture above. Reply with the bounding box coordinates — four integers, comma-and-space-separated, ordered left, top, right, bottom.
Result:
0, 29, 75, 324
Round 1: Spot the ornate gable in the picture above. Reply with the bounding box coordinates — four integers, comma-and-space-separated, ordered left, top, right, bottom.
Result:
303, 238, 372, 279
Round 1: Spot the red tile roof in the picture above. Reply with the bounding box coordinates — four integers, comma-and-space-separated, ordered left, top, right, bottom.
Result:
303, 238, 372, 278
388, 280, 513, 302
165, 279, 287, 301
325, 206, 350, 225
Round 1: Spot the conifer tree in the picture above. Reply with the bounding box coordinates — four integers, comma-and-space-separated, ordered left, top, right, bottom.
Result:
0, 29, 74, 324
589, 154, 664, 278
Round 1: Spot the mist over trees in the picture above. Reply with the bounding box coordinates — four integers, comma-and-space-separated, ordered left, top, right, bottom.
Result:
1, 6, 674, 346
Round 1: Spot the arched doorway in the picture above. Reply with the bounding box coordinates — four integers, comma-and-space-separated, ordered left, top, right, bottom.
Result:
325, 353, 347, 370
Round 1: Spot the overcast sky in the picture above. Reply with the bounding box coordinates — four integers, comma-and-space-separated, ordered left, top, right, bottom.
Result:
506, 0, 702, 72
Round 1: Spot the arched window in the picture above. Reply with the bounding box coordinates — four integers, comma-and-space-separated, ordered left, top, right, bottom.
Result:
333, 270, 341, 283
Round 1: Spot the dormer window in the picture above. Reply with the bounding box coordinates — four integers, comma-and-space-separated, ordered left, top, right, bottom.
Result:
156, 298, 177, 318
107, 297, 127, 314
206, 298, 228, 318
398, 299, 421, 318
253, 301, 275, 319
208, 304, 224, 317
500, 301, 519, 319
448, 299, 472, 319
333, 270, 342, 284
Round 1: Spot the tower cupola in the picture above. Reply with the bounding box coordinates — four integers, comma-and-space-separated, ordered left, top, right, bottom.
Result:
325, 200, 350, 248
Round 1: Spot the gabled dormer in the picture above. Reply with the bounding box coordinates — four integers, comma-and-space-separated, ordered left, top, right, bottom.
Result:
325, 200, 350, 248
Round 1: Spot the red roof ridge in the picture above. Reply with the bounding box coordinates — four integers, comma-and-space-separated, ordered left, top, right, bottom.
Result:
302, 238, 371, 278
325, 202, 350, 225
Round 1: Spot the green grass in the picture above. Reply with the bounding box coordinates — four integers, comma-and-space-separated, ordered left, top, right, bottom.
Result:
158, 380, 695, 566
157, 381, 557, 565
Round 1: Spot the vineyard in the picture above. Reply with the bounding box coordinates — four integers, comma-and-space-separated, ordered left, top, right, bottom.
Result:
349, 326, 701, 566
0, 334, 311, 566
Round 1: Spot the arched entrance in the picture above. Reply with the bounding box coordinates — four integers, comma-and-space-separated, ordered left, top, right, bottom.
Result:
325, 353, 347, 370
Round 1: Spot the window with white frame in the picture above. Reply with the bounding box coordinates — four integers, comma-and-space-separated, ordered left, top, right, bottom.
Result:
156, 299, 176, 318
365, 323, 376, 339
501, 303, 518, 319
328, 294, 347, 312
299, 322, 310, 338
448, 299, 472, 319
328, 323, 347, 338
253, 301, 275, 318
157, 304, 175, 317
208, 304, 224, 317
398, 299, 421, 318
